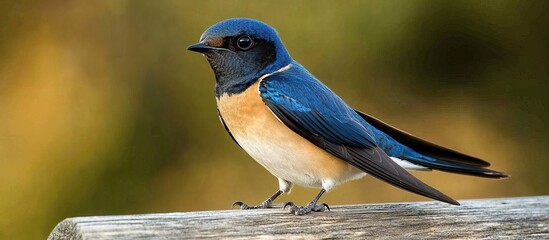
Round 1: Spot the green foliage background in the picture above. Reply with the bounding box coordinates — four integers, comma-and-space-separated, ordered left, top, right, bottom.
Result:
0, 1, 547, 239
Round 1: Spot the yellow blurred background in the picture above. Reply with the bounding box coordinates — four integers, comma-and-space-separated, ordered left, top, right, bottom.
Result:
1, 1, 547, 239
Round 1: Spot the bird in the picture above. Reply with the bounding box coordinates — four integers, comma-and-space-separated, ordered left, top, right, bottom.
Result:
187, 18, 508, 215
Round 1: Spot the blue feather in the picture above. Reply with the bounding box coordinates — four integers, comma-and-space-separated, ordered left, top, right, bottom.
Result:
190, 18, 507, 207
260, 62, 378, 148
260, 61, 461, 205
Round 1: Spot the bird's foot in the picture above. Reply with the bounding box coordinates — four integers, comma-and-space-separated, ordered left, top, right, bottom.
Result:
232, 190, 283, 210
232, 199, 274, 210
283, 201, 330, 215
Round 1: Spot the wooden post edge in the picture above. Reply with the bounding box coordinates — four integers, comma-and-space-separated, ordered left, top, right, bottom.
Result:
48, 196, 549, 239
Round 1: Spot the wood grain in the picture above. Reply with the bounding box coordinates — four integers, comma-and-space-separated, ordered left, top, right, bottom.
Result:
48, 196, 549, 239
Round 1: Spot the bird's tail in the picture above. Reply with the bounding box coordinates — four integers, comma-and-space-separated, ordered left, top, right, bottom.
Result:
403, 153, 508, 178
354, 110, 509, 179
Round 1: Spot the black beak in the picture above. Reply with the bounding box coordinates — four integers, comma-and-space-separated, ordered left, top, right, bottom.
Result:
187, 42, 217, 53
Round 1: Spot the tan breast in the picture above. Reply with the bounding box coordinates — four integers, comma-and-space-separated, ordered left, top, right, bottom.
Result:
216, 80, 365, 190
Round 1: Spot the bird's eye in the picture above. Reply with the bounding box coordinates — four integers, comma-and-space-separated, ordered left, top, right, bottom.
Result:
236, 35, 253, 50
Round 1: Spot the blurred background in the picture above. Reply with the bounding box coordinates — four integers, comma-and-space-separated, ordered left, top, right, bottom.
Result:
1, 0, 547, 239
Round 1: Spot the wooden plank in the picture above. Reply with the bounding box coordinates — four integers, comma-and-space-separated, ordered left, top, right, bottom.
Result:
48, 196, 549, 239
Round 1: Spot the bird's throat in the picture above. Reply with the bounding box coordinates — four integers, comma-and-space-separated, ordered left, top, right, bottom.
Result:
214, 74, 259, 97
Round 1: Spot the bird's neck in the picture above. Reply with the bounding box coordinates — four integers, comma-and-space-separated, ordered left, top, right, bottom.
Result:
214, 74, 259, 97
214, 60, 292, 97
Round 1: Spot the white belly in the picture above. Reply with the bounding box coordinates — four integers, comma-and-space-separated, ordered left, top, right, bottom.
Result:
233, 124, 368, 189
216, 81, 366, 190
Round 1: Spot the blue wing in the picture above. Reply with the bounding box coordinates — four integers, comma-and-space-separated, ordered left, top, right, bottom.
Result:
259, 63, 459, 205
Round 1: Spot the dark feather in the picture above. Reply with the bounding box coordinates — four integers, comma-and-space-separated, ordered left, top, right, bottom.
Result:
260, 63, 459, 205
354, 110, 489, 167
354, 110, 508, 178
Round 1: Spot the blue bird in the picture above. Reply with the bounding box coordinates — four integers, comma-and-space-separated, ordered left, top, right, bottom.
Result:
188, 18, 508, 215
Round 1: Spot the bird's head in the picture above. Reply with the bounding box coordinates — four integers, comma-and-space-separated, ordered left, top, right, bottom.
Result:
188, 18, 292, 95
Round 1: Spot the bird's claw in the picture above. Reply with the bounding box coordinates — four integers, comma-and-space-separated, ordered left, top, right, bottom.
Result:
282, 201, 295, 210
319, 203, 330, 211
231, 200, 273, 209
282, 201, 330, 215
231, 201, 249, 209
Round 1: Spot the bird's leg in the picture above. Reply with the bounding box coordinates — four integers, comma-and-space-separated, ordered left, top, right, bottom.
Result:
232, 190, 283, 209
283, 188, 330, 215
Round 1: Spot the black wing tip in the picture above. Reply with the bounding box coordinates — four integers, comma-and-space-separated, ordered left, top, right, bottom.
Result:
445, 198, 461, 206
422, 187, 460, 206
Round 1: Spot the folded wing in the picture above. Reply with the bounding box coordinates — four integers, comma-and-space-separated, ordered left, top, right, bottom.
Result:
259, 68, 459, 205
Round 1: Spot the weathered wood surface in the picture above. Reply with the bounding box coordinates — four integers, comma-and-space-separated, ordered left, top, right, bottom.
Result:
49, 196, 548, 239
